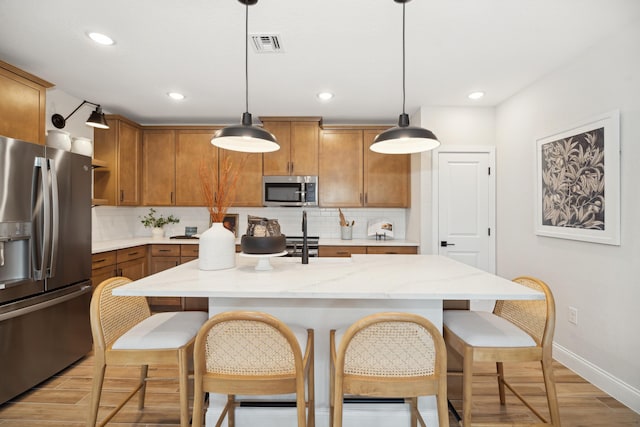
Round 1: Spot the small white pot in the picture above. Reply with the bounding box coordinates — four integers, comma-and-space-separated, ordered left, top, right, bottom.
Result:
151, 227, 164, 239
71, 137, 93, 156
46, 130, 71, 151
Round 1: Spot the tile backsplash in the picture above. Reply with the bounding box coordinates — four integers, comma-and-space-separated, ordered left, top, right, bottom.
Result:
92, 206, 408, 241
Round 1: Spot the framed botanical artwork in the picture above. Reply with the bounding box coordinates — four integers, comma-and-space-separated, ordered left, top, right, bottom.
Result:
223, 213, 239, 237
535, 109, 620, 245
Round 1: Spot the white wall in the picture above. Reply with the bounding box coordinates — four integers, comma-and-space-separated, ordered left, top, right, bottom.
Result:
495, 21, 640, 411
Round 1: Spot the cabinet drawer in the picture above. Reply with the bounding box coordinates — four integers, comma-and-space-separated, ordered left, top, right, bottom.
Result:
151, 244, 180, 257
366, 246, 417, 255
91, 251, 117, 269
319, 246, 367, 258
180, 245, 199, 257
117, 245, 147, 262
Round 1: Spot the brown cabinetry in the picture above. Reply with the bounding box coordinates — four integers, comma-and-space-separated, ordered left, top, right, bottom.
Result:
219, 150, 263, 207
148, 244, 206, 312
261, 117, 321, 176
319, 127, 409, 208
176, 129, 219, 206
90, 246, 147, 288
0, 60, 52, 145
319, 245, 417, 257
142, 129, 176, 205
94, 116, 142, 205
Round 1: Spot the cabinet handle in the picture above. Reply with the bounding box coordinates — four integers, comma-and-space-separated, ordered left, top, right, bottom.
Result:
159, 249, 171, 252
170, 192, 174, 204
128, 252, 139, 256
93, 258, 107, 264
337, 251, 349, 255
359, 193, 363, 204
365, 193, 368, 204
120, 190, 124, 202
290, 162, 294, 175
117, 268, 122, 276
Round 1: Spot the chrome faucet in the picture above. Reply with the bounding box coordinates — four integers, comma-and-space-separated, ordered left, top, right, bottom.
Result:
302, 210, 309, 264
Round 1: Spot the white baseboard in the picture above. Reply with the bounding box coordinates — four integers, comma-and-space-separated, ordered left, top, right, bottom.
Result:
553, 342, 640, 414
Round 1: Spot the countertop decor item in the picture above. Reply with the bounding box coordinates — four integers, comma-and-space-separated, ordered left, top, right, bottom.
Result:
46, 129, 71, 150
241, 215, 286, 255
369, 0, 440, 154
140, 208, 179, 239
338, 208, 354, 240
210, 0, 279, 153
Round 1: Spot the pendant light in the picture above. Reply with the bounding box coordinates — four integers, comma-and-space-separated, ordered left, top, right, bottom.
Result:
370, 0, 439, 154
211, 0, 279, 153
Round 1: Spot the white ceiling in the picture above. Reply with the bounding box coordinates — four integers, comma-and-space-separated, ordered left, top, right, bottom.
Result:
1, 0, 639, 126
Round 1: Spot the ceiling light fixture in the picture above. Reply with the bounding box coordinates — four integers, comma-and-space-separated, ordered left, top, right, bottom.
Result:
87, 32, 115, 46
317, 92, 334, 101
468, 91, 485, 100
51, 100, 109, 129
168, 92, 186, 100
370, 0, 440, 154
211, 0, 279, 153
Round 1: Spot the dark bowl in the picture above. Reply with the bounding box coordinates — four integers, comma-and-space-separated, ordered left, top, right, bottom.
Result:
241, 234, 286, 254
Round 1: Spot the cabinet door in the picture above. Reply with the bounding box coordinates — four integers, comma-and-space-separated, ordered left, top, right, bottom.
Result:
143, 130, 176, 205
262, 121, 291, 176
91, 265, 118, 289
176, 130, 218, 206
290, 121, 319, 176
319, 130, 363, 207
118, 120, 142, 205
363, 129, 410, 207
149, 256, 180, 274
148, 255, 182, 311
219, 150, 263, 207
117, 257, 147, 281
0, 65, 48, 145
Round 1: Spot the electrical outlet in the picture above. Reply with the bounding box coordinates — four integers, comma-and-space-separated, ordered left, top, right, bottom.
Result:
568, 306, 578, 325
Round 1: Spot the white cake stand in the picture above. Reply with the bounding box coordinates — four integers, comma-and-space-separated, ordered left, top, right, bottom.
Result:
239, 251, 288, 271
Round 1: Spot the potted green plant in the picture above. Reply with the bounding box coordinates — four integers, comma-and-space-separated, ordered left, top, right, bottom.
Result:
140, 208, 179, 239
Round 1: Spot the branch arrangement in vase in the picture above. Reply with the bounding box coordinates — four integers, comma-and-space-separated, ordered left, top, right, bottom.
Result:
200, 155, 246, 223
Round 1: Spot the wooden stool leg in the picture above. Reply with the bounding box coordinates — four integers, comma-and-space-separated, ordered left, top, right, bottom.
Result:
462, 347, 474, 426
191, 375, 204, 427
137, 364, 149, 410
86, 353, 106, 427
497, 361, 506, 405
178, 349, 190, 427
541, 358, 561, 426
307, 334, 315, 427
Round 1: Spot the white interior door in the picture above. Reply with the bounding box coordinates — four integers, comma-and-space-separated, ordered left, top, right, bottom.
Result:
434, 150, 495, 274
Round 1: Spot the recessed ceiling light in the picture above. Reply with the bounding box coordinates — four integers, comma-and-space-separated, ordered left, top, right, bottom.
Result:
167, 92, 185, 100
87, 32, 115, 46
468, 91, 485, 100
317, 92, 334, 101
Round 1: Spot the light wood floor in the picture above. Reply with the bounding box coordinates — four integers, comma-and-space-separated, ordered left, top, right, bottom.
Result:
0, 354, 637, 426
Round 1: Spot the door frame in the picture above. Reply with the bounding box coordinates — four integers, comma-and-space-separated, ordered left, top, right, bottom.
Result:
431, 145, 496, 273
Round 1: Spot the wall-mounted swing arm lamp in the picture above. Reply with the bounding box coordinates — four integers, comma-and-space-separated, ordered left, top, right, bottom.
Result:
51, 100, 109, 130
211, 0, 279, 153
370, 0, 440, 154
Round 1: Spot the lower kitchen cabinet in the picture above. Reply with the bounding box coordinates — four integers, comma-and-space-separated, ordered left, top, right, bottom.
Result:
91, 246, 147, 288
319, 245, 417, 257
148, 244, 206, 312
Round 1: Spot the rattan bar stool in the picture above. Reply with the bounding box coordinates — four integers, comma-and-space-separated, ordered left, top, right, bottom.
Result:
330, 312, 449, 427
443, 276, 561, 427
191, 310, 315, 427
86, 277, 207, 427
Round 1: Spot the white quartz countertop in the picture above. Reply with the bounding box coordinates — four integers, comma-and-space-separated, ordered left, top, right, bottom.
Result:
112, 254, 543, 301
92, 237, 418, 254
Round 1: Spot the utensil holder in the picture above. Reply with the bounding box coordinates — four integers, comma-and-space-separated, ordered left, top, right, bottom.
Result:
340, 225, 352, 240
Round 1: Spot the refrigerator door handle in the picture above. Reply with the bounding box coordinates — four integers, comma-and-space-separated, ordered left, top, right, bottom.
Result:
47, 159, 59, 278
32, 157, 49, 281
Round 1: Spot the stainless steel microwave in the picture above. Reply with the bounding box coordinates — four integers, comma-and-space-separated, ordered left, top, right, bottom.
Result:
262, 176, 318, 207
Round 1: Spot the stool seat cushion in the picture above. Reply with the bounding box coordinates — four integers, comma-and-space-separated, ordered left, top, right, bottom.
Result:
113, 311, 208, 350
443, 310, 536, 348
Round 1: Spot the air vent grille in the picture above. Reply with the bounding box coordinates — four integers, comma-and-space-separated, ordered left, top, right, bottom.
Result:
250, 34, 283, 53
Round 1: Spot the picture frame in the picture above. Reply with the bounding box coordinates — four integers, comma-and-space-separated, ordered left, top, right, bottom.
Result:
535, 109, 620, 245
222, 213, 239, 237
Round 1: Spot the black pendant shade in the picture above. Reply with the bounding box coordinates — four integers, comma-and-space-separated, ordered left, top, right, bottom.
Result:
370, 0, 439, 154
211, 0, 279, 153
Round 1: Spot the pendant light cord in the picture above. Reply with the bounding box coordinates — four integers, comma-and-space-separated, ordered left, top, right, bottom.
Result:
402, 1, 406, 116
245, 1, 249, 114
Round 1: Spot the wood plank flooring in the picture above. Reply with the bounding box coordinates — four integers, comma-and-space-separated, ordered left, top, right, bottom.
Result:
0, 354, 637, 426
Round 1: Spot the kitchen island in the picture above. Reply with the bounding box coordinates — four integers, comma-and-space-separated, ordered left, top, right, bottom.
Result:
113, 254, 542, 427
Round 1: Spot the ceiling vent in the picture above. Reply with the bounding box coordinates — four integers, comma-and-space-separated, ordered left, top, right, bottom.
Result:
250, 34, 283, 53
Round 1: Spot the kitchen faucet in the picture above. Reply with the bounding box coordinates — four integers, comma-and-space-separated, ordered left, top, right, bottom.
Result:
302, 210, 309, 264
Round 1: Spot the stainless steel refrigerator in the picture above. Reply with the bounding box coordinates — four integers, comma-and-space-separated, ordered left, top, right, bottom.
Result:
0, 135, 92, 404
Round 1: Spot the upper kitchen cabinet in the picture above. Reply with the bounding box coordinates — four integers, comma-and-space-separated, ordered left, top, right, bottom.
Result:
219, 149, 263, 207
319, 129, 363, 207
363, 129, 410, 207
175, 129, 220, 206
261, 117, 321, 176
94, 115, 142, 205
319, 127, 409, 208
0, 60, 52, 145
142, 129, 176, 206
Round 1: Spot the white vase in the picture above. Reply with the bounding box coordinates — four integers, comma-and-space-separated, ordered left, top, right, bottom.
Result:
199, 222, 236, 270
151, 227, 164, 239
